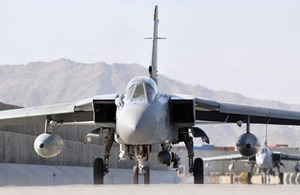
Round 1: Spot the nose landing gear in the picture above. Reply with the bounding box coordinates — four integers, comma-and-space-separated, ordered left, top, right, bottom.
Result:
128, 145, 152, 184
133, 165, 150, 184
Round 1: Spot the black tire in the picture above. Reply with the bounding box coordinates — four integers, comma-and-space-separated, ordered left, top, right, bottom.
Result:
94, 158, 104, 184
261, 173, 267, 185
144, 166, 150, 184
279, 172, 284, 185
133, 166, 139, 184
247, 172, 252, 184
194, 158, 204, 184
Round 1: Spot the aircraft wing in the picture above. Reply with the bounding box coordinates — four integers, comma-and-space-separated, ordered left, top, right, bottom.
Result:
169, 94, 300, 126
273, 152, 300, 161
202, 154, 247, 162
0, 94, 118, 126
195, 97, 300, 125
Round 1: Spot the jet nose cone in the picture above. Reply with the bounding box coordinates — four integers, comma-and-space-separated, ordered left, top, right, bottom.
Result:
117, 104, 158, 144
256, 155, 267, 168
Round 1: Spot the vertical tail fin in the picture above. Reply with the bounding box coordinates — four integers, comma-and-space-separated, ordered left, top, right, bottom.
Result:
149, 5, 165, 84
264, 125, 268, 146
265, 119, 270, 146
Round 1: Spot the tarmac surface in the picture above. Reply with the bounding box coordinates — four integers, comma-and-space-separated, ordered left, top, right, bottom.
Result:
1, 184, 300, 195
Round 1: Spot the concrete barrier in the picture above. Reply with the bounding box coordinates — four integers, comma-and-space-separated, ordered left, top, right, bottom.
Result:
296, 173, 300, 185
219, 175, 232, 184
0, 131, 167, 170
290, 173, 297, 184
284, 173, 291, 185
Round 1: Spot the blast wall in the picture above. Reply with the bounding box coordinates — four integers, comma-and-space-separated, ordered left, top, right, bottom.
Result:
0, 130, 166, 170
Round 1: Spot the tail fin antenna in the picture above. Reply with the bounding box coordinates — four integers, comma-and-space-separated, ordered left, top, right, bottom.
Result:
149, 5, 165, 84
265, 118, 270, 146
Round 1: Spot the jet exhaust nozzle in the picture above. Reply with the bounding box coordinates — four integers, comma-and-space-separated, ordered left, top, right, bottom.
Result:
34, 133, 64, 158
157, 150, 172, 164
236, 133, 259, 157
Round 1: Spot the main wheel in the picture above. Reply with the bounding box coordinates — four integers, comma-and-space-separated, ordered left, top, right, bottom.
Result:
133, 166, 139, 184
94, 158, 104, 184
247, 172, 252, 184
144, 166, 150, 184
279, 172, 284, 185
194, 158, 204, 184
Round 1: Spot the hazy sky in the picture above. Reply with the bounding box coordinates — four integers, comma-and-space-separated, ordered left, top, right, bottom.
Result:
1, 0, 300, 103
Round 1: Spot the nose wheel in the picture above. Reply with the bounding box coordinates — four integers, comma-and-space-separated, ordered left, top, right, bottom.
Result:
133, 166, 150, 184
144, 166, 150, 184
133, 166, 139, 184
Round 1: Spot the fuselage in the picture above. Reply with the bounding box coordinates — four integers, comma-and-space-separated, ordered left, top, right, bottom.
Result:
255, 146, 274, 170
115, 76, 174, 145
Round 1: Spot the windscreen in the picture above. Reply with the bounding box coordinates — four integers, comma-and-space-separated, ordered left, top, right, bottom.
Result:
145, 84, 156, 102
125, 82, 157, 103
132, 83, 146, 102
125, 85, 135, 101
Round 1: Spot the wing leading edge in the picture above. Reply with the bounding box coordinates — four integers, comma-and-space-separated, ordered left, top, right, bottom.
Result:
194, 97, 300, 125
202, 153, 246, 162
273, 152, 300, 161
0, 94, 118, 126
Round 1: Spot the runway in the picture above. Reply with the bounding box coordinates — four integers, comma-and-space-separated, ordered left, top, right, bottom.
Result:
1, 184, 300, 195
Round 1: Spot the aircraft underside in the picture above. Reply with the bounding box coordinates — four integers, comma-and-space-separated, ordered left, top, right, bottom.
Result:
94, 126, 206, 184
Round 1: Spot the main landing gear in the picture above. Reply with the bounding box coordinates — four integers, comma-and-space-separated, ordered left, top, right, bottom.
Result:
246, 163, 255, 184
94, 129, 115, 185
93, 127, 205, 185
179, 127, 204, 184
194, 158, 204, 184
277, 166, 284, 184
94, 158, 104, 184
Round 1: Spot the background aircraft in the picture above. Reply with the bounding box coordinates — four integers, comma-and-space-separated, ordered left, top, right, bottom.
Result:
203, 127, 300, 184
1, 6, 300, 185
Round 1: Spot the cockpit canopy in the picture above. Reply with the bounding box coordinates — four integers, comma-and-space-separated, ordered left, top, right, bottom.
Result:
125, 76, 158, 103
259, 147, 269, 154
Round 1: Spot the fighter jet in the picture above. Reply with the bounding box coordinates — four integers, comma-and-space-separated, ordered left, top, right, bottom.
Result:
1, 5, 300, 185
203, 127, 300, 184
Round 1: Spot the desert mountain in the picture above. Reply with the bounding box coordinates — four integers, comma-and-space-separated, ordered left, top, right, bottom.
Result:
1, 59, 300, 146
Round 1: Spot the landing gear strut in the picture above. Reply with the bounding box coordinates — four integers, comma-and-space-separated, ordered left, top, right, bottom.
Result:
261, 169, 268, 185
103, 131, 115, 173
93, 129, 115, 185
247, 163, 254, 184
133, 165, 150, 184
277, 166, 284, 184
179, 128, 194, 173
180, 127, 204, 184
127, 145, 151, 184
